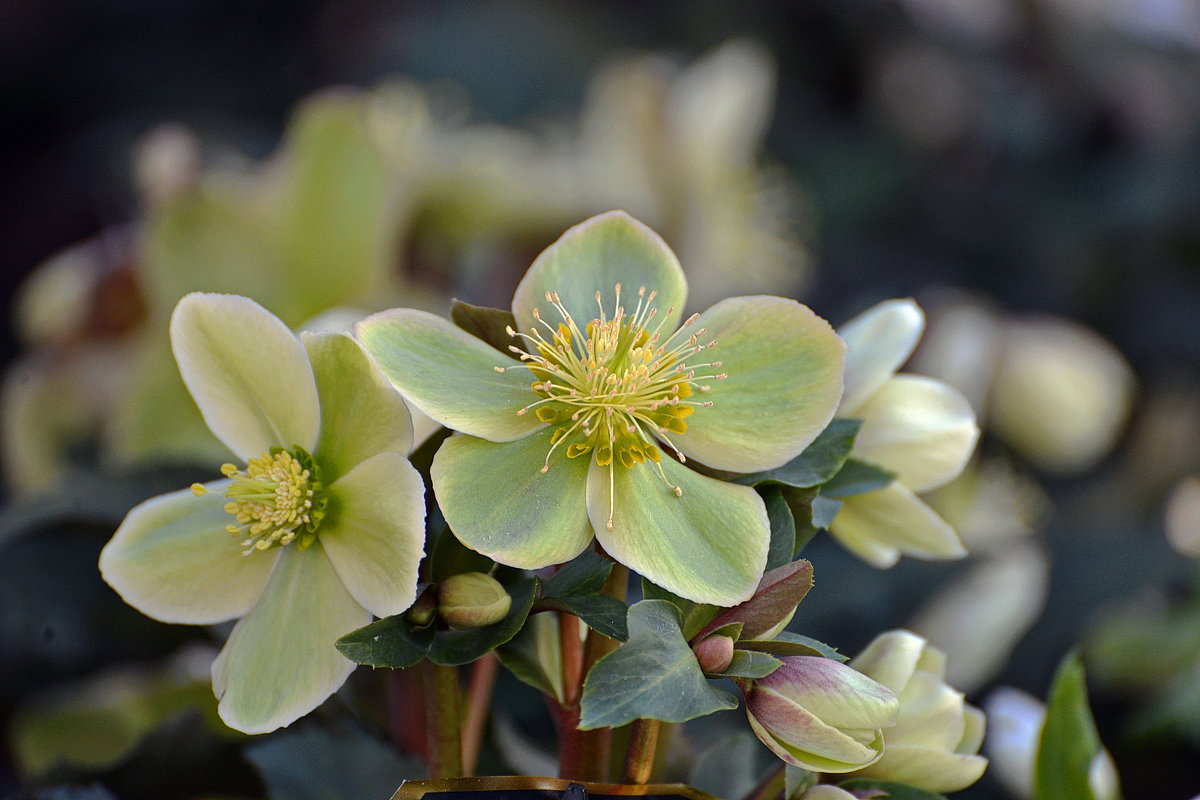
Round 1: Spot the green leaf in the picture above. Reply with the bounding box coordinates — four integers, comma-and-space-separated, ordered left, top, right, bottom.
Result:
245, 721, 424, 800
810, 495, 843, 529
578, 600, 738, 729
719, 649, 782, 679
641, 579, 719, 641
541, 551, 629, 641
334, 614, 433, 669
785, 766, 818, 800
783, 486, 821, 555
429, 524, 494, 583
449, 300, 519, 355
736, 419, 861, 488
737, 632, 848, 662
763, 486, 797, 571
820, 459, 897, 498
1034, 653, 1112, 800
690, 732, 768, 800
694, 560, 814, 642
429, 578, 538, 666
496, 613, 563, 702
838, 778, 948, 799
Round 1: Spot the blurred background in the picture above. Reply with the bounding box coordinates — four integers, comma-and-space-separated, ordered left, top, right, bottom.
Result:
2, 1, 1200, 798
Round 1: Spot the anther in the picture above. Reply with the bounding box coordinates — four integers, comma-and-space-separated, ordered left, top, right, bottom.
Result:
191, 483, 207, 496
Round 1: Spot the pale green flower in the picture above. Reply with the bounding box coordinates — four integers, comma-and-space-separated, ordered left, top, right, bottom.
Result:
830, 299, 978, 567
357, 211, 844, 606
99, 293, 426, 734
847, 630, 988, 793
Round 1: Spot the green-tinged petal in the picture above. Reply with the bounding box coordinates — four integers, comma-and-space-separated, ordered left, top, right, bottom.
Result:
320, 452, 426, 618
511, 211, 687, 336
829, 484, 966, 568
587, 456, 768, 605
302, 332, 412, 484
671, 296, 844, 473
99, 483, 276, 625
854, 745, 988, 793
212, 543, 369, 734
852, 375, 978, 493
170, 293, 320, 460
745, 705, 884, 772
838, 299, 924, 416
892, 674, 968, 750
431, 428, 593, 568
355, 308, 544, 442
850, 630, 925, 694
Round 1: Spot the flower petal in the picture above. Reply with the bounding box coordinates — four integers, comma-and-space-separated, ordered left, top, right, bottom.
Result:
431, 428, 594, 568
829, 484, 966, 567
747, 692, 884, 771
850, 630, 926, 694
838, 298, 924, 416
852, 375, 978, 493
99, 483, 277, 625
855, 744, 988, 793
355, 308, 544, 442
302, 331, 413, 484
319, 452, 426, 618
588, 456, 768, 605
211, 542, 370, 734
670, 296, 844, 473
170, 293, 320, 460
511, 211, 687, 336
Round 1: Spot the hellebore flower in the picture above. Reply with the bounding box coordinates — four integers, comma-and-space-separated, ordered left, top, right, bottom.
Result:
846, 630, 987, 793
741, 655, 899, 772
830, 299, 978, 567
357, 211, 844, 605
100, 293, 426, 734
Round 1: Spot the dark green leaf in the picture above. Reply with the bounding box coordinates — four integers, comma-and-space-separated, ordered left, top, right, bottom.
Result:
694, 560, 814, 642
719, 649, 781, 679
763, 486, 797, 571
820, 459, 896, 498
429, 578, 538, 666
497, 614, 563, 702
783, 486, 821, 555
429, 524, 494, 583
785, 766, 818, 800
640, 578, 719, 641
541, 595, 629, 641
245, 722, 424, 800
449, 299, 519, 355
542, 550, 613, 599
735, 419, 861, 488
334, 614, 433, 669
540, 551, 628, 640
810, 495, 843, 529
737, 632, 848, 662
690, 732, 768, 800
838, 778, 948, 799
579, 600, 738, 729
1034, 652, 1113, 800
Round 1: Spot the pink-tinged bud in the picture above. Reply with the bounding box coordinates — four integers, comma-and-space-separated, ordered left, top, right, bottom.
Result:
846, 630, 988, 793
693, 635, 735, 674
742, 655, 898, 772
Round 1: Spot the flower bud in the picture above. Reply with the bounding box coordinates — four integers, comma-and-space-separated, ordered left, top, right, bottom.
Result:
437, 572, 511, 629
847, 630, 987, 793
742, 655, 899, 772
693, 634, 735, 674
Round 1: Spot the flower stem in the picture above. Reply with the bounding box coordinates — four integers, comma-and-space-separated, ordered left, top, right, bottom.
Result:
423, 661, 463, 778
621, 718, 661, 784
739, 764, 785, 800
573, 560, 629, 781
557, 610, 586, 778
461, 651, 499, 777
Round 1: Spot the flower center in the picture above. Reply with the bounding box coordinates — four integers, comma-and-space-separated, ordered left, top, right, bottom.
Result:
191, 447, 325, 556
497, 284, 726, 529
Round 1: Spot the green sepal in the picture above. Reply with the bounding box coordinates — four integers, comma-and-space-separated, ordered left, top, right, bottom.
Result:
1034, 652, 1115, 800
428, 578, 538, 666
820, 458, 897, 499
449, 300, 519, 356
717, 649, 781, 679
700, 621, 745, 642
578, 600, 738, 729
838, 779, 948, 799
736, 631, 848, 662
334, 614, 434, 669
735, 419, 861, 488
640, 578, 719, 641
810, 495, 842, 529
693, 560, 814, 643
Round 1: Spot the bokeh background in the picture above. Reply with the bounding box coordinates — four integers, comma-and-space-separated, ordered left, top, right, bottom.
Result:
3, 1, 1200, 798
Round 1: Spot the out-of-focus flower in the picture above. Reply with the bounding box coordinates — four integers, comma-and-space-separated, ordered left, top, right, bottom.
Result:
829, 298, 978, 567
740, 655, 899, 772
846, 630, 987, 792
1165, 476, 1200, 558
358, 211, 844, 605
984, 686, 1120, 800
100, 294, 426, 733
